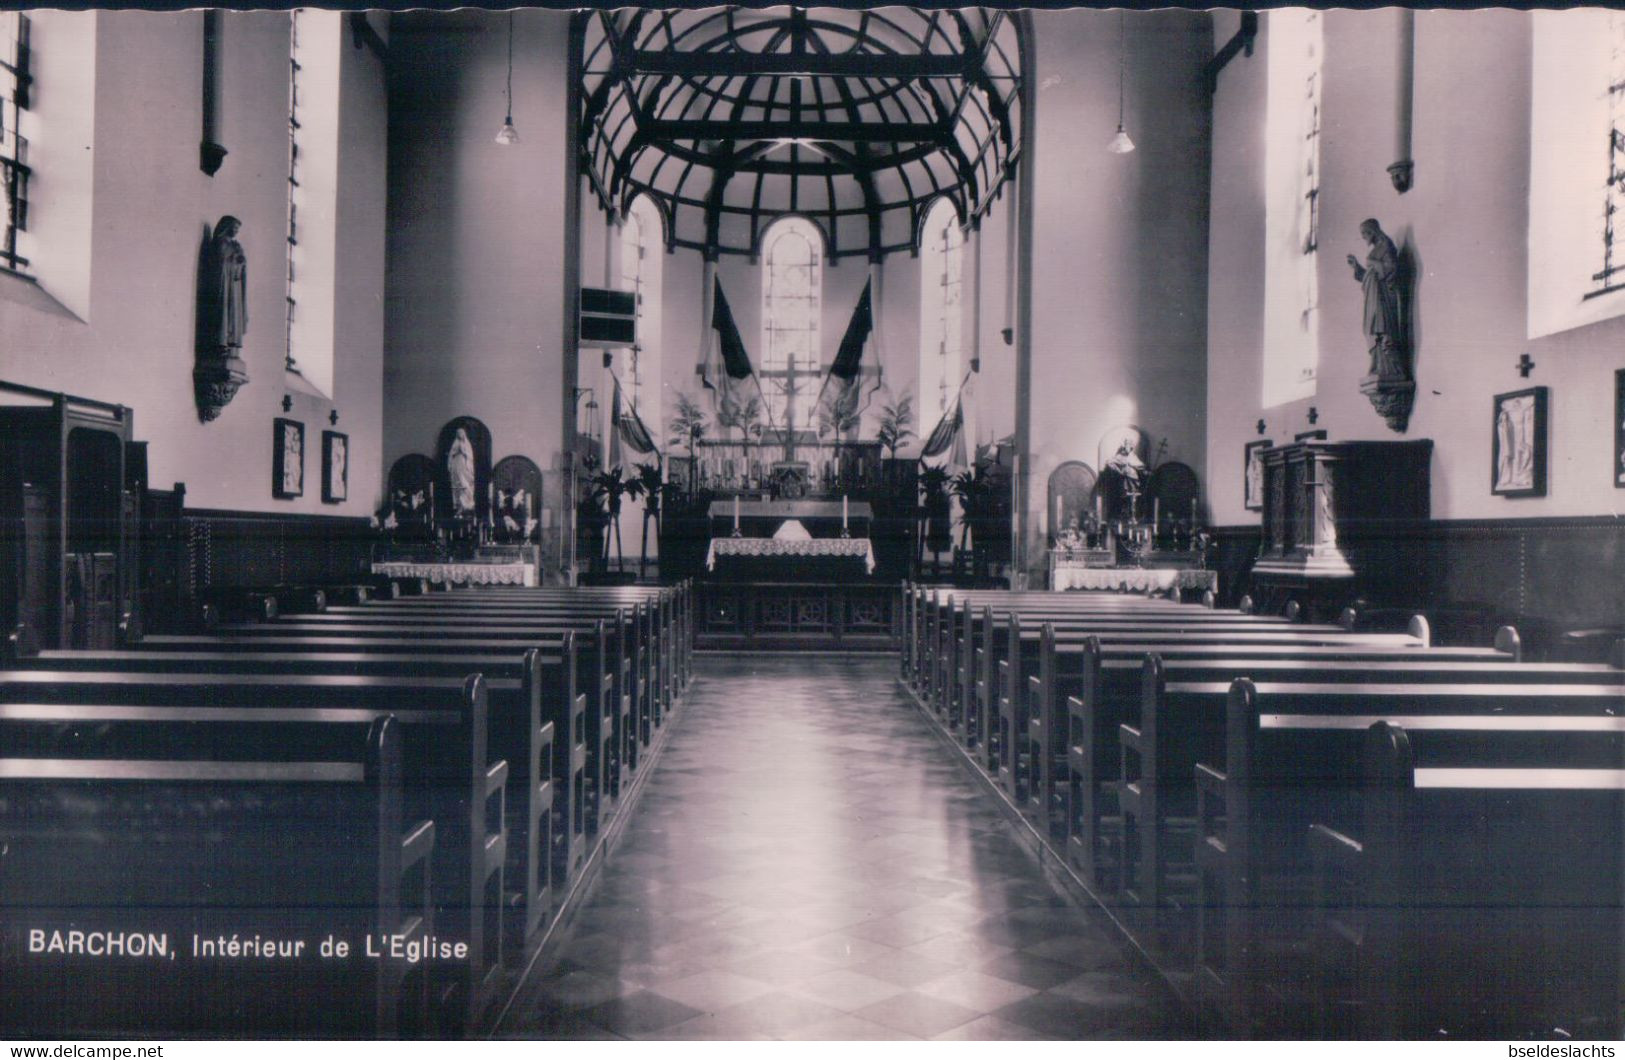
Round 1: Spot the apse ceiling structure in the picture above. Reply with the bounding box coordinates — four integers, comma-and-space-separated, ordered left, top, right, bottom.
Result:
579, 7, 1024, 262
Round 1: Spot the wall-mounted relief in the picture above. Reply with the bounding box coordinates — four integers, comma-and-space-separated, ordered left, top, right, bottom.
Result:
321, 430, 348, 504
1347, 218, 1415, 432
193, 216, 250, 422
1491, 386, 1548, 498
273, 417, 304, 499
1243, 439, 1272, 512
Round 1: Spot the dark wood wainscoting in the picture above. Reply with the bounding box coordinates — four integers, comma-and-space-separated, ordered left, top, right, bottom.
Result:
1211, 516, 1624, 656
141, 499, 374, 631
695, 580, 901, 651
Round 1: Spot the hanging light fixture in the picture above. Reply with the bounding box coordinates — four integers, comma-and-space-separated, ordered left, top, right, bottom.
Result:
1106, 11, 1135, 155
495, 11, 519, 145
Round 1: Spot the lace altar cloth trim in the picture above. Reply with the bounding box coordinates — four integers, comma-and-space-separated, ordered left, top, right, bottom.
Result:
371, 561, 536, 586
1052, 567, 1217, 595
705, 536, 876, 573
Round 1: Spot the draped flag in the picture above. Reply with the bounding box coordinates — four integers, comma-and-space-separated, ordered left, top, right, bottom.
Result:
920, 387, 964, 460
702, 276, 755, 427
613, 375, 658, 457
814, 279, 877, 436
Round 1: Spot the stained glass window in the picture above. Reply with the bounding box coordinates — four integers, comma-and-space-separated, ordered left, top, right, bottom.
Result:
760, 216, 823, 433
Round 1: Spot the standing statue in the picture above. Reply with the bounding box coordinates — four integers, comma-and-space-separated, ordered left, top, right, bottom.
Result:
447, 427, 476, 515
204, 216, 249, 354
1346, 218, 1416, 432
193, 215, 251, 421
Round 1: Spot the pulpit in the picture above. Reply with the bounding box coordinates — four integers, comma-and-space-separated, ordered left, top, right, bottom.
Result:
1250, 438, 1431, 618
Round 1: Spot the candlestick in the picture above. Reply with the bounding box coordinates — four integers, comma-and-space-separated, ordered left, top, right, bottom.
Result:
843, 494, 849, 530
733, 495, 740, 532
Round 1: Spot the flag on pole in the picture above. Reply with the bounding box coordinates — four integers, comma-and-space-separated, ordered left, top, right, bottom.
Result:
613, 375, 658, 456
920, 388, 963, 459
702, 276, 754, 427
814, 279, 876, 436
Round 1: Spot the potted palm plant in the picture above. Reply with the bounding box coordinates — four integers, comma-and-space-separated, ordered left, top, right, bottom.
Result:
589, 465, 646, 579
876, 390, 914, 460
667, 392, 708, 497
633, 461, 665, 579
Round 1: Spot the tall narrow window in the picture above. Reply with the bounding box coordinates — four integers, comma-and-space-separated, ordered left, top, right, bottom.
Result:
1261, 8, 1322, 408
1529, 9, 1625, 338
918, 198, 965, 419
1, 12, 32, 273
759, 216, 823, 434
284, 10, 303, 373
283, 10, 340, 397
618, 195, 663, 434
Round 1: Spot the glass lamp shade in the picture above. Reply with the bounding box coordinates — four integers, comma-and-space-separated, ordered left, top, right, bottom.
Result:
1106, 124, 1136, 154
495, 118, 519, 145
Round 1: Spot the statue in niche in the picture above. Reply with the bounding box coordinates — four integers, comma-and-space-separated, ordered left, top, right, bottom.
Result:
192, 215, 251, 422
1346, 217, 1416, 432
447, 428, 477, 515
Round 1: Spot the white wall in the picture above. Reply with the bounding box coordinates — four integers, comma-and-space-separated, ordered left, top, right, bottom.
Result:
0, 11, 388, 517
384, 10, 574, 534
1206, 9, 1622, 525
1023, 10, 1212, 572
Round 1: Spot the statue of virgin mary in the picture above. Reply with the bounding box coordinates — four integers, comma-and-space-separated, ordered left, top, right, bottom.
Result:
448, 427, 476, 514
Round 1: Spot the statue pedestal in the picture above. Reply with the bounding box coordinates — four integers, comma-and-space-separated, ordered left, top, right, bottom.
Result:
1359, 372, 1416, 433
193, 354, 249, 422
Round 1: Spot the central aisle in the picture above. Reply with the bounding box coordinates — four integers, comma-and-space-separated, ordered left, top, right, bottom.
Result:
502, 654, 1190, 1040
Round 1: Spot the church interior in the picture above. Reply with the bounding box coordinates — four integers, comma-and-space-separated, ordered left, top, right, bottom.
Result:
1, 4, 1622, 1042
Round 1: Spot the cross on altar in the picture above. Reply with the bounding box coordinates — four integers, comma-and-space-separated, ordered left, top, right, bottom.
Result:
756, 355, 880, 454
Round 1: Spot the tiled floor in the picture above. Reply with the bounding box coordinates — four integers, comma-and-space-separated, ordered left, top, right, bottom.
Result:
500, 653, 1192, 1040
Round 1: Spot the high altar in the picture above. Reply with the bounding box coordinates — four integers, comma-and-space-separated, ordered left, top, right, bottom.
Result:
704, 499, 876, 581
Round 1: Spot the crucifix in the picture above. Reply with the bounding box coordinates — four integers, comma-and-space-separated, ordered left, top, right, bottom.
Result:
756, 353, 880, 463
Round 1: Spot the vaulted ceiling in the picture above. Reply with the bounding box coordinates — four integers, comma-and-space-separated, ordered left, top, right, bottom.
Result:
578, 7, 1024, 262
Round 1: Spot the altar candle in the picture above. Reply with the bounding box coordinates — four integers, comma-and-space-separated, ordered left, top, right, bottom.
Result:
1191, 497, 1198, 525
733, 495, 740, 532
1095, 492, 1102, 522
1056, 495, 1064, 531
1153, 498, 1160, 526
843, 494, 849, 531
429, 481, 436, 510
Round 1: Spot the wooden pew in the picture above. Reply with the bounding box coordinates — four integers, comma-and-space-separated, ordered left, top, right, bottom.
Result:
0, 671, 507, 1032
1052, 633, 1514, 887
343, 583, 687, 714
188, 618, 616, 842
0, 712, 435, 1037
10, 643, 569, 957
1195, 678, 1625, 1036
268, 608, 651, 768
1126, 661, 1621, 914
992, 618, 1428, 808
1307, 720, 1624, 1039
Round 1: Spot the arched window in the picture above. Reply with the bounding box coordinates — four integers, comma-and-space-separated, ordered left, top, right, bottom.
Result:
759, 216, 823, 433
618, 194, 663, 431
918, 198, 965, 420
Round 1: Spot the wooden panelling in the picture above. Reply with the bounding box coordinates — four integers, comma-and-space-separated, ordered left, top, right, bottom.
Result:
1211, 516, 1625, 654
